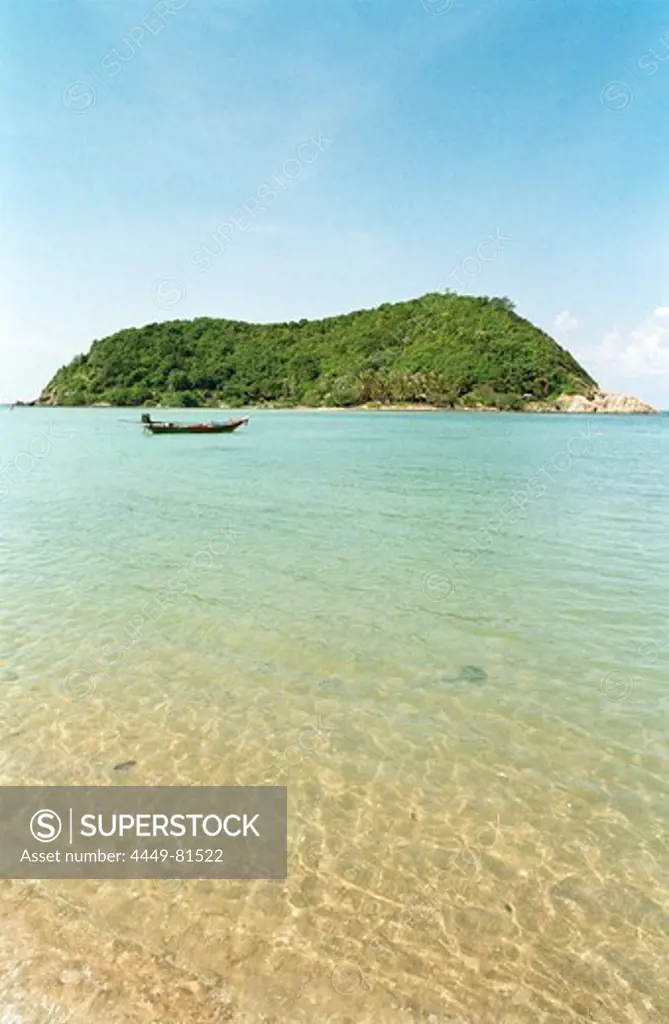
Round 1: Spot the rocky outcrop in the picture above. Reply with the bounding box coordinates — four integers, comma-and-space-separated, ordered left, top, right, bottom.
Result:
36, 388, 57, 406
556, 391, 659, 414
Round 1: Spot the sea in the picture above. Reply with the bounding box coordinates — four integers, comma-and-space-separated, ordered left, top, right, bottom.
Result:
0, 406, 667, 1024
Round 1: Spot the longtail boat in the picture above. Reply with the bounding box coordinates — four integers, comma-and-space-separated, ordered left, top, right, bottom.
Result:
141, 413, 248, 435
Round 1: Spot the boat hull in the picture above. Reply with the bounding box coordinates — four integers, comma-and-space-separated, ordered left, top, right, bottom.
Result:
142, 417, 248, 434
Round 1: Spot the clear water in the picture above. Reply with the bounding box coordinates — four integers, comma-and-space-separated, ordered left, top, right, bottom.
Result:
1, 407, 668, 1024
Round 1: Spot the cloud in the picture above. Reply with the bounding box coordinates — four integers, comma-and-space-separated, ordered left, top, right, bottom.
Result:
599, 307, 669, 375
553, 310, 579, 331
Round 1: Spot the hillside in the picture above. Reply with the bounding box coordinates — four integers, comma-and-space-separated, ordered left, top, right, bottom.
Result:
38, 292, 597, 410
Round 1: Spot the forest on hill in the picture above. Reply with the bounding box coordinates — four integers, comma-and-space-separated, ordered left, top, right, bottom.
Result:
39, 292, 597, 409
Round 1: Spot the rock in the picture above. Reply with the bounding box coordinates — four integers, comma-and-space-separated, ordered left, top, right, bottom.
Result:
36, 388, 58, 406
556, 391, 659, 414
439, 665, 488, 687
180, 980, 202, 997
456, 664, 487, 685
59, 969, 83, 985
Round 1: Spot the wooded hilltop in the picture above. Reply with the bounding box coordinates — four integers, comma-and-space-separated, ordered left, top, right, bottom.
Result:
39, 292, 598, 410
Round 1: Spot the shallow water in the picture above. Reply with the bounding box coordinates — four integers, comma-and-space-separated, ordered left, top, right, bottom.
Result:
1, 407, 668, 1023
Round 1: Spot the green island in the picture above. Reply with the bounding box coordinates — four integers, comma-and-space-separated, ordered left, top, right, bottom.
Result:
39, 291, 598, 410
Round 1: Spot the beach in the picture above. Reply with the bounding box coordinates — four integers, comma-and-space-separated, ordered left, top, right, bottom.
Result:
1, 407, 668, 1023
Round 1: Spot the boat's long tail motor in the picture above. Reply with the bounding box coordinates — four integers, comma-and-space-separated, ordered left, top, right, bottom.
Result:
141, 414, 152, 424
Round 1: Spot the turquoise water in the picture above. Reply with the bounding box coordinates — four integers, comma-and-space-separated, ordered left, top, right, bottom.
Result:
1, 407, 668, 1023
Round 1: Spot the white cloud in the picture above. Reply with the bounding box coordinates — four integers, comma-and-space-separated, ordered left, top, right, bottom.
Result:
553, 310, 579, 331
599, 307, 669, 375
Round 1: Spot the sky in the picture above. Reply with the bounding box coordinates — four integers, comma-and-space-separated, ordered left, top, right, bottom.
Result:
1, 0, 668, 406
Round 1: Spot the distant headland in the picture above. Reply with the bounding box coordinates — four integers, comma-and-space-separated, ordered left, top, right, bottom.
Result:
34, 293, 657, 413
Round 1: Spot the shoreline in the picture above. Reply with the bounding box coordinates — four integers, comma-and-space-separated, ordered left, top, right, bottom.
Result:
18, 388, 661, 416
18, 401, 661, 415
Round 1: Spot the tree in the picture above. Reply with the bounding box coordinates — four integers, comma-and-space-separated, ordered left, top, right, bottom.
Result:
168, 370, 192, 391
40, 292, 597, 409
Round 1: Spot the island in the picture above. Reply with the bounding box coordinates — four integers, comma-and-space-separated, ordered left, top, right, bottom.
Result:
36, 292, 657, 413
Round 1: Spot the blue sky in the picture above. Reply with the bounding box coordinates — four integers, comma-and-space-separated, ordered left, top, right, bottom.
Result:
2, 0, 668, 405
